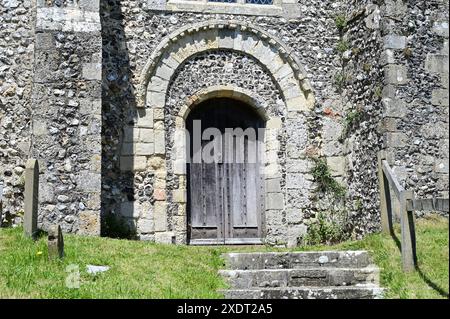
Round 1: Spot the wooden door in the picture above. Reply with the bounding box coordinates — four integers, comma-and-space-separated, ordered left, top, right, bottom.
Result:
186, 98, 265, 245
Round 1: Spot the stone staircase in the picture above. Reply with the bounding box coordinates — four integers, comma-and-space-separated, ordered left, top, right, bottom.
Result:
219, 251, 384, 299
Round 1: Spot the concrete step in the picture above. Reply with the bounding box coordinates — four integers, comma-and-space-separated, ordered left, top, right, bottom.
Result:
223, 251, 372, 270
219, 266, 380, 289
221, 285, 385, 299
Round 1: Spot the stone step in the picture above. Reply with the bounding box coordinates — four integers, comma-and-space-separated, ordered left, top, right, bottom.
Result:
223, 251, 372, 270
221, 285, 385, 299
219, 266, 380, 289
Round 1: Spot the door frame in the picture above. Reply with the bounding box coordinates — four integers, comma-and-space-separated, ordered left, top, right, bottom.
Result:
170, 86, 284, 245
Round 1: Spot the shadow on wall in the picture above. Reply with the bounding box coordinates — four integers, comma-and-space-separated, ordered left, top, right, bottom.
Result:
100, 0, 137, 239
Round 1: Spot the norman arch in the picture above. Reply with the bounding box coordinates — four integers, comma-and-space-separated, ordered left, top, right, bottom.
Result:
137, 20, 315, 112
128, 20, 315, 245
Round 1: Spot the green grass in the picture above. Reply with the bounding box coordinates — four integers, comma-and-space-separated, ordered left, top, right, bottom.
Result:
297, 215, 449, 299
0, 216, 448, 299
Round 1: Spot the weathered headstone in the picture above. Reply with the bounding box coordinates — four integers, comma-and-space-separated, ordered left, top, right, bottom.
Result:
48, 224, 64, 260
24, 159, 39, 239
0, 180, 4, 227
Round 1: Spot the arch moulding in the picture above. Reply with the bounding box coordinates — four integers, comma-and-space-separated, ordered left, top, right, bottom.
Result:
137, 20, 315, 113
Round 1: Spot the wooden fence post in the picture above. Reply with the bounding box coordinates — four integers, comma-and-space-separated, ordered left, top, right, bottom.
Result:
24, 159, 39, 239
400, 190, 416, 272
377, 151, 392, 234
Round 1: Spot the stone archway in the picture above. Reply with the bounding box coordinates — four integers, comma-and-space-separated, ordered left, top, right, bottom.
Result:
185, 97, 266, 245
170, 86, 283, 244
137, 20, 314, 111
129, 20, 315, 245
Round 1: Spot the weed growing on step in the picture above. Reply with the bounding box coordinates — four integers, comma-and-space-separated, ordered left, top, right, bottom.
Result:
303, 211, 349, 245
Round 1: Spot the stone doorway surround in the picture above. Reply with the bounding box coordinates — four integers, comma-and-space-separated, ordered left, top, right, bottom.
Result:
178, 87, 272, 245
121, 20, 315, 244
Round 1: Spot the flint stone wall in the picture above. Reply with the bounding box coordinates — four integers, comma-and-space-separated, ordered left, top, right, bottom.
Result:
0, 0, 447, 245
30, 0, 102, 234
380, 0, 449, 204
0, 0, 35, 226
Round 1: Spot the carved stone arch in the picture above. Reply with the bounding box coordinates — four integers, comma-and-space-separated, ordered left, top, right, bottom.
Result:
131, 20, 314, 245
137, 20, 315, 112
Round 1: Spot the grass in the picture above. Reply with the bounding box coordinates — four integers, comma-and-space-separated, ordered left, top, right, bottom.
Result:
0, 216, 448, 299
298, 215, 449, 299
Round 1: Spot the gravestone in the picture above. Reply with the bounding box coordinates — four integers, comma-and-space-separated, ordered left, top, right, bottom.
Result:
24, 159, 39, 239
48, 225, 64, 260
0, 180, 4, 227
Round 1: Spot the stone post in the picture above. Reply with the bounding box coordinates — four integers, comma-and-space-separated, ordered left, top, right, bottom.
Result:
0, 180, 4, 226
48, 224, 64, 260
24, 159, 39, 239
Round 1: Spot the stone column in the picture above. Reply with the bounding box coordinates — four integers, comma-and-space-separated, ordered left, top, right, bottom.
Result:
31, 0, 102, 235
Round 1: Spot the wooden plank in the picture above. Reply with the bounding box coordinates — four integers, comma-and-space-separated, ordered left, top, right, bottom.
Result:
407, 198, 450, 212
400, 190, 417, 272
382, 160, 404, 200
231, 163, 244, 227
190, 238, 264, 246
435, 198, 450, 212
216, 160, 224, 240
204, 164, 218, 228
224, 238, 264, 245
190, 163, 204, 227
377, 151, 392, 234
245, 162, 259, 228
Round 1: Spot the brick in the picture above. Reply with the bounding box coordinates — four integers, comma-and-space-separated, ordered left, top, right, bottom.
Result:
153, 189, 166, 201
154, 130, 166, 154
120, 156, 147, 171
137, 218, 154, 234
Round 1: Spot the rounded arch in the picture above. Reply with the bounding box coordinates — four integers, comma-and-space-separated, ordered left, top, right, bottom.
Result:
137, 20, 315, 112
177, 85, 270, 123
171, 85, 283, 176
